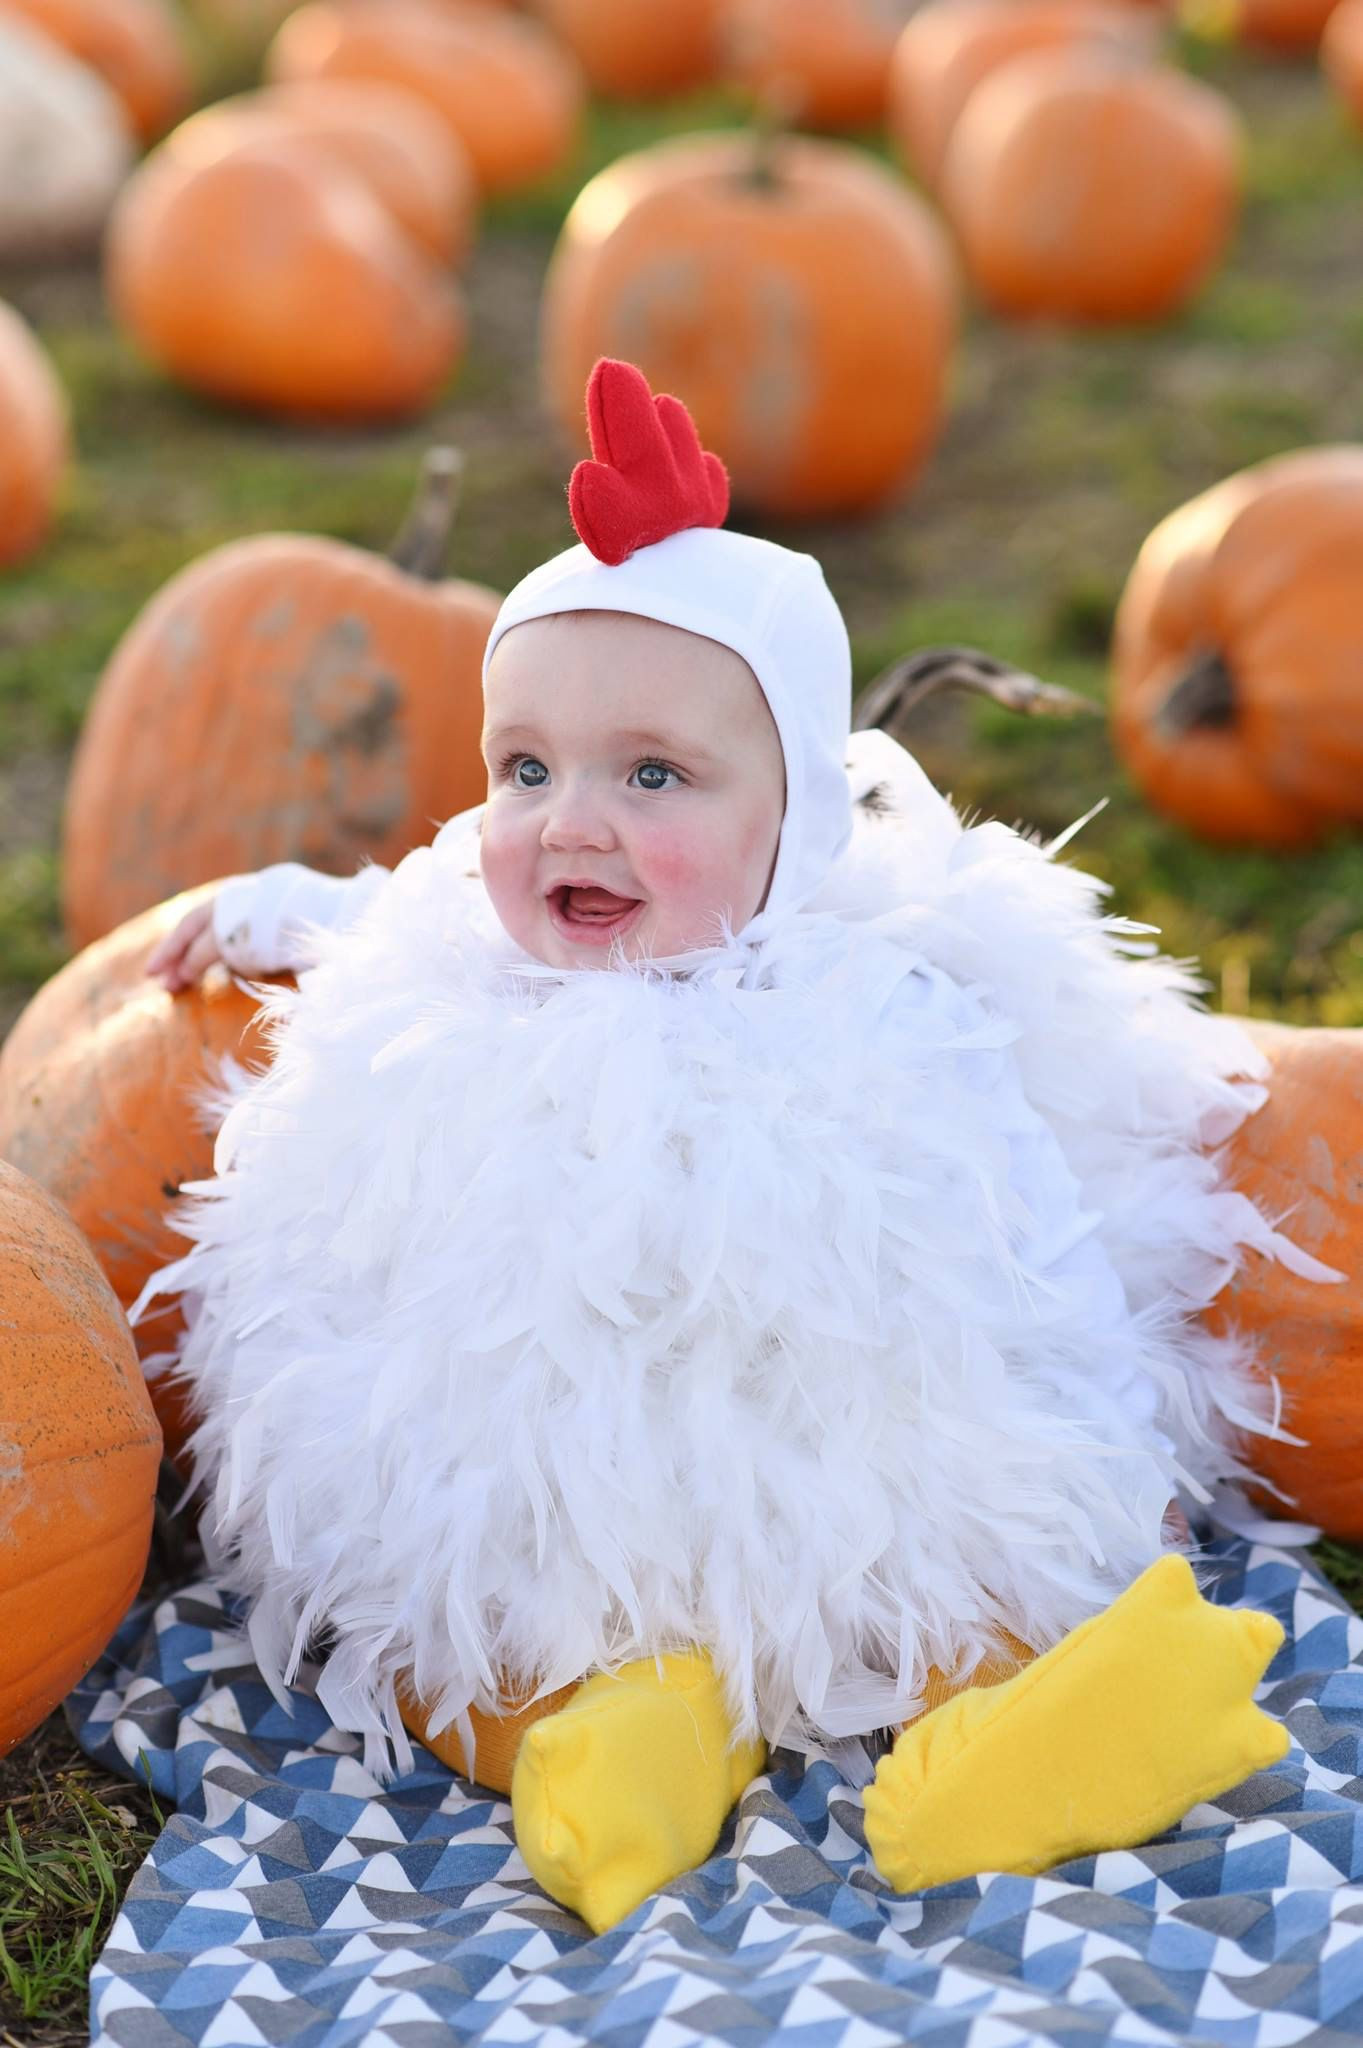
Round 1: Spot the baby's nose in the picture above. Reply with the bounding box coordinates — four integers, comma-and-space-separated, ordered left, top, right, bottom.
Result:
540, 786, 618, 852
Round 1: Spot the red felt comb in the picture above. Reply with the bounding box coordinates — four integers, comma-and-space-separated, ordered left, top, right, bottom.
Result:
568, 359, 729, 567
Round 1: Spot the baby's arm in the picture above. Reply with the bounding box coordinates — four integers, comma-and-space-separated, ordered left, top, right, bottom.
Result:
145, 805, 485, 990
146, 862, 392, 990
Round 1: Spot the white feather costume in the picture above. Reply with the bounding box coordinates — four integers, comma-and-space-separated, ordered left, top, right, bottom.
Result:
144, 731, 1325, 1784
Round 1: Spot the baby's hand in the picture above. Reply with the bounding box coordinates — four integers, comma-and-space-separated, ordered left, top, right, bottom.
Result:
145, 898, 224, 992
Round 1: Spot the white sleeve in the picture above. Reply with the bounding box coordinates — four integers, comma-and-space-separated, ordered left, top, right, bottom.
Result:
212, 862, 392, 973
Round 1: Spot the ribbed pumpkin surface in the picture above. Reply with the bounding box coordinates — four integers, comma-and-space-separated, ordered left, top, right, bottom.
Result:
0, 1161, 162, 1754
1210, 1020, 1363, 1541
0, 889, 279, 1466
61, 520, 497, 947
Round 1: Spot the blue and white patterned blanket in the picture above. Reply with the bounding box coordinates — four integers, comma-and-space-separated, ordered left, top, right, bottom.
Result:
72, 1533, 1363, 2047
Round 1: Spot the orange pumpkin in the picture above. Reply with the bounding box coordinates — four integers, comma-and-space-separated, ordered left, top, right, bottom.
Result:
61, 453, 499, 948
1229, 0, 1346, 47
724, 0, 915, 131
106, 132, 465, 422
2, 0, 193, 141
0, 891, 280, 1469
939, 49, 1241, 324
161, 79, 479, 266
400, 1614, 1033, 1791
266, 0, 583, 195
887, 0, 1156, 189
0, 1160, 162, 1754
541, 131, 957, 519
1110, 446, 1363, 847
1323, 0, 1363, 122
1210, 1020, 1363, 1541
531, 0, 723, 97
0, 299, 69, 569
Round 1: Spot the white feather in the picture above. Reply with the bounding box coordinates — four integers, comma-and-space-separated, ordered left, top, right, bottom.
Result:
141, 747, 1337, 1774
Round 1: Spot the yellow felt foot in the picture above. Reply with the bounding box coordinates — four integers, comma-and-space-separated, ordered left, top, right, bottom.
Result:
863, 1554, 1289, 1894
510, 1650, 766, 1934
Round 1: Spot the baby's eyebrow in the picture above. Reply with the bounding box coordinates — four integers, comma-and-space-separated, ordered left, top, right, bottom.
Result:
482, 723, 720, 765
614, 728, 720, 764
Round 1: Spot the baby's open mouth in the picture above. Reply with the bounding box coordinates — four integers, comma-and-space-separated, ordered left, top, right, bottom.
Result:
548, 884, 645, 944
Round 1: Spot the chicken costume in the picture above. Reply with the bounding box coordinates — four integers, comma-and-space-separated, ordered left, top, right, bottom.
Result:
145, 362, 1315, 1932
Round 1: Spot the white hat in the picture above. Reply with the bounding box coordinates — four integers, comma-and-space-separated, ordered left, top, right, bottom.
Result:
482, 360, 853, 924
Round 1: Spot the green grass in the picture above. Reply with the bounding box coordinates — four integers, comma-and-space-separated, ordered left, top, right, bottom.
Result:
0, 1716, 160, 2043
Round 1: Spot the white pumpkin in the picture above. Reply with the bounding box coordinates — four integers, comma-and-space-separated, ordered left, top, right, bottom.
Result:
0, 14, 134, 260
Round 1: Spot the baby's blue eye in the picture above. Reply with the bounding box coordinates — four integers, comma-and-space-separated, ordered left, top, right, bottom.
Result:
509, 756, 548, 788
633, 761, 678, 792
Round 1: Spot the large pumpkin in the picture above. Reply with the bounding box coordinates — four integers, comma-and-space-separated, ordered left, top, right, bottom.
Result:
541, 131, 957, 518
1323, 0, 1363, 124
62, 454, 499, 947
106, 132, 465, 423
0, 15, 134, 261
724, 0, 915, 131
530, 0, 723, 98
0, 890, 279, 1468
939, 50, 1241, 324
1110, 446, 1363, 847
265, 0, 584, 195
0, 299, 70, 570
0, 1160, 162, 1754
1211, 1020, 1363, 1541
887, 0, 1155, 189
161, 79, 479, 266
2, 0, 193, 142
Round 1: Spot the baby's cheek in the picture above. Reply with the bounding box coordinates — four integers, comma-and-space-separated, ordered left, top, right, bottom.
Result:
633, 822, 713, 903
479, 816, 535, 926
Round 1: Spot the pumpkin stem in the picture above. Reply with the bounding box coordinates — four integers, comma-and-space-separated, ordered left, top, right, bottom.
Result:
747, 79, 803, 190
852, 646, 1099, 731
389, 447, 464, 581
1155, 647, 1236, 736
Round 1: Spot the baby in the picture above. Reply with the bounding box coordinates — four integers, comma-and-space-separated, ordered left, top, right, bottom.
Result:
142, 361, 1305, 1934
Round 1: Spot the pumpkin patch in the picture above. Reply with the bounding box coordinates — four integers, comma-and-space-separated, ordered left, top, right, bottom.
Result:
3, 0, 1363, 1967
0, 1159, 162, 1755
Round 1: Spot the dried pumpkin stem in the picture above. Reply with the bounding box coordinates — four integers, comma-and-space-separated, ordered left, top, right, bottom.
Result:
747, 79, 803, 190
852, 646, 1099, 731
389, 447, 464, 581
1154, 647, 1236, 736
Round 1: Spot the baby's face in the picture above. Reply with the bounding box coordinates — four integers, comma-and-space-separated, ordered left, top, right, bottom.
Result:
479, 611, 786, 969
